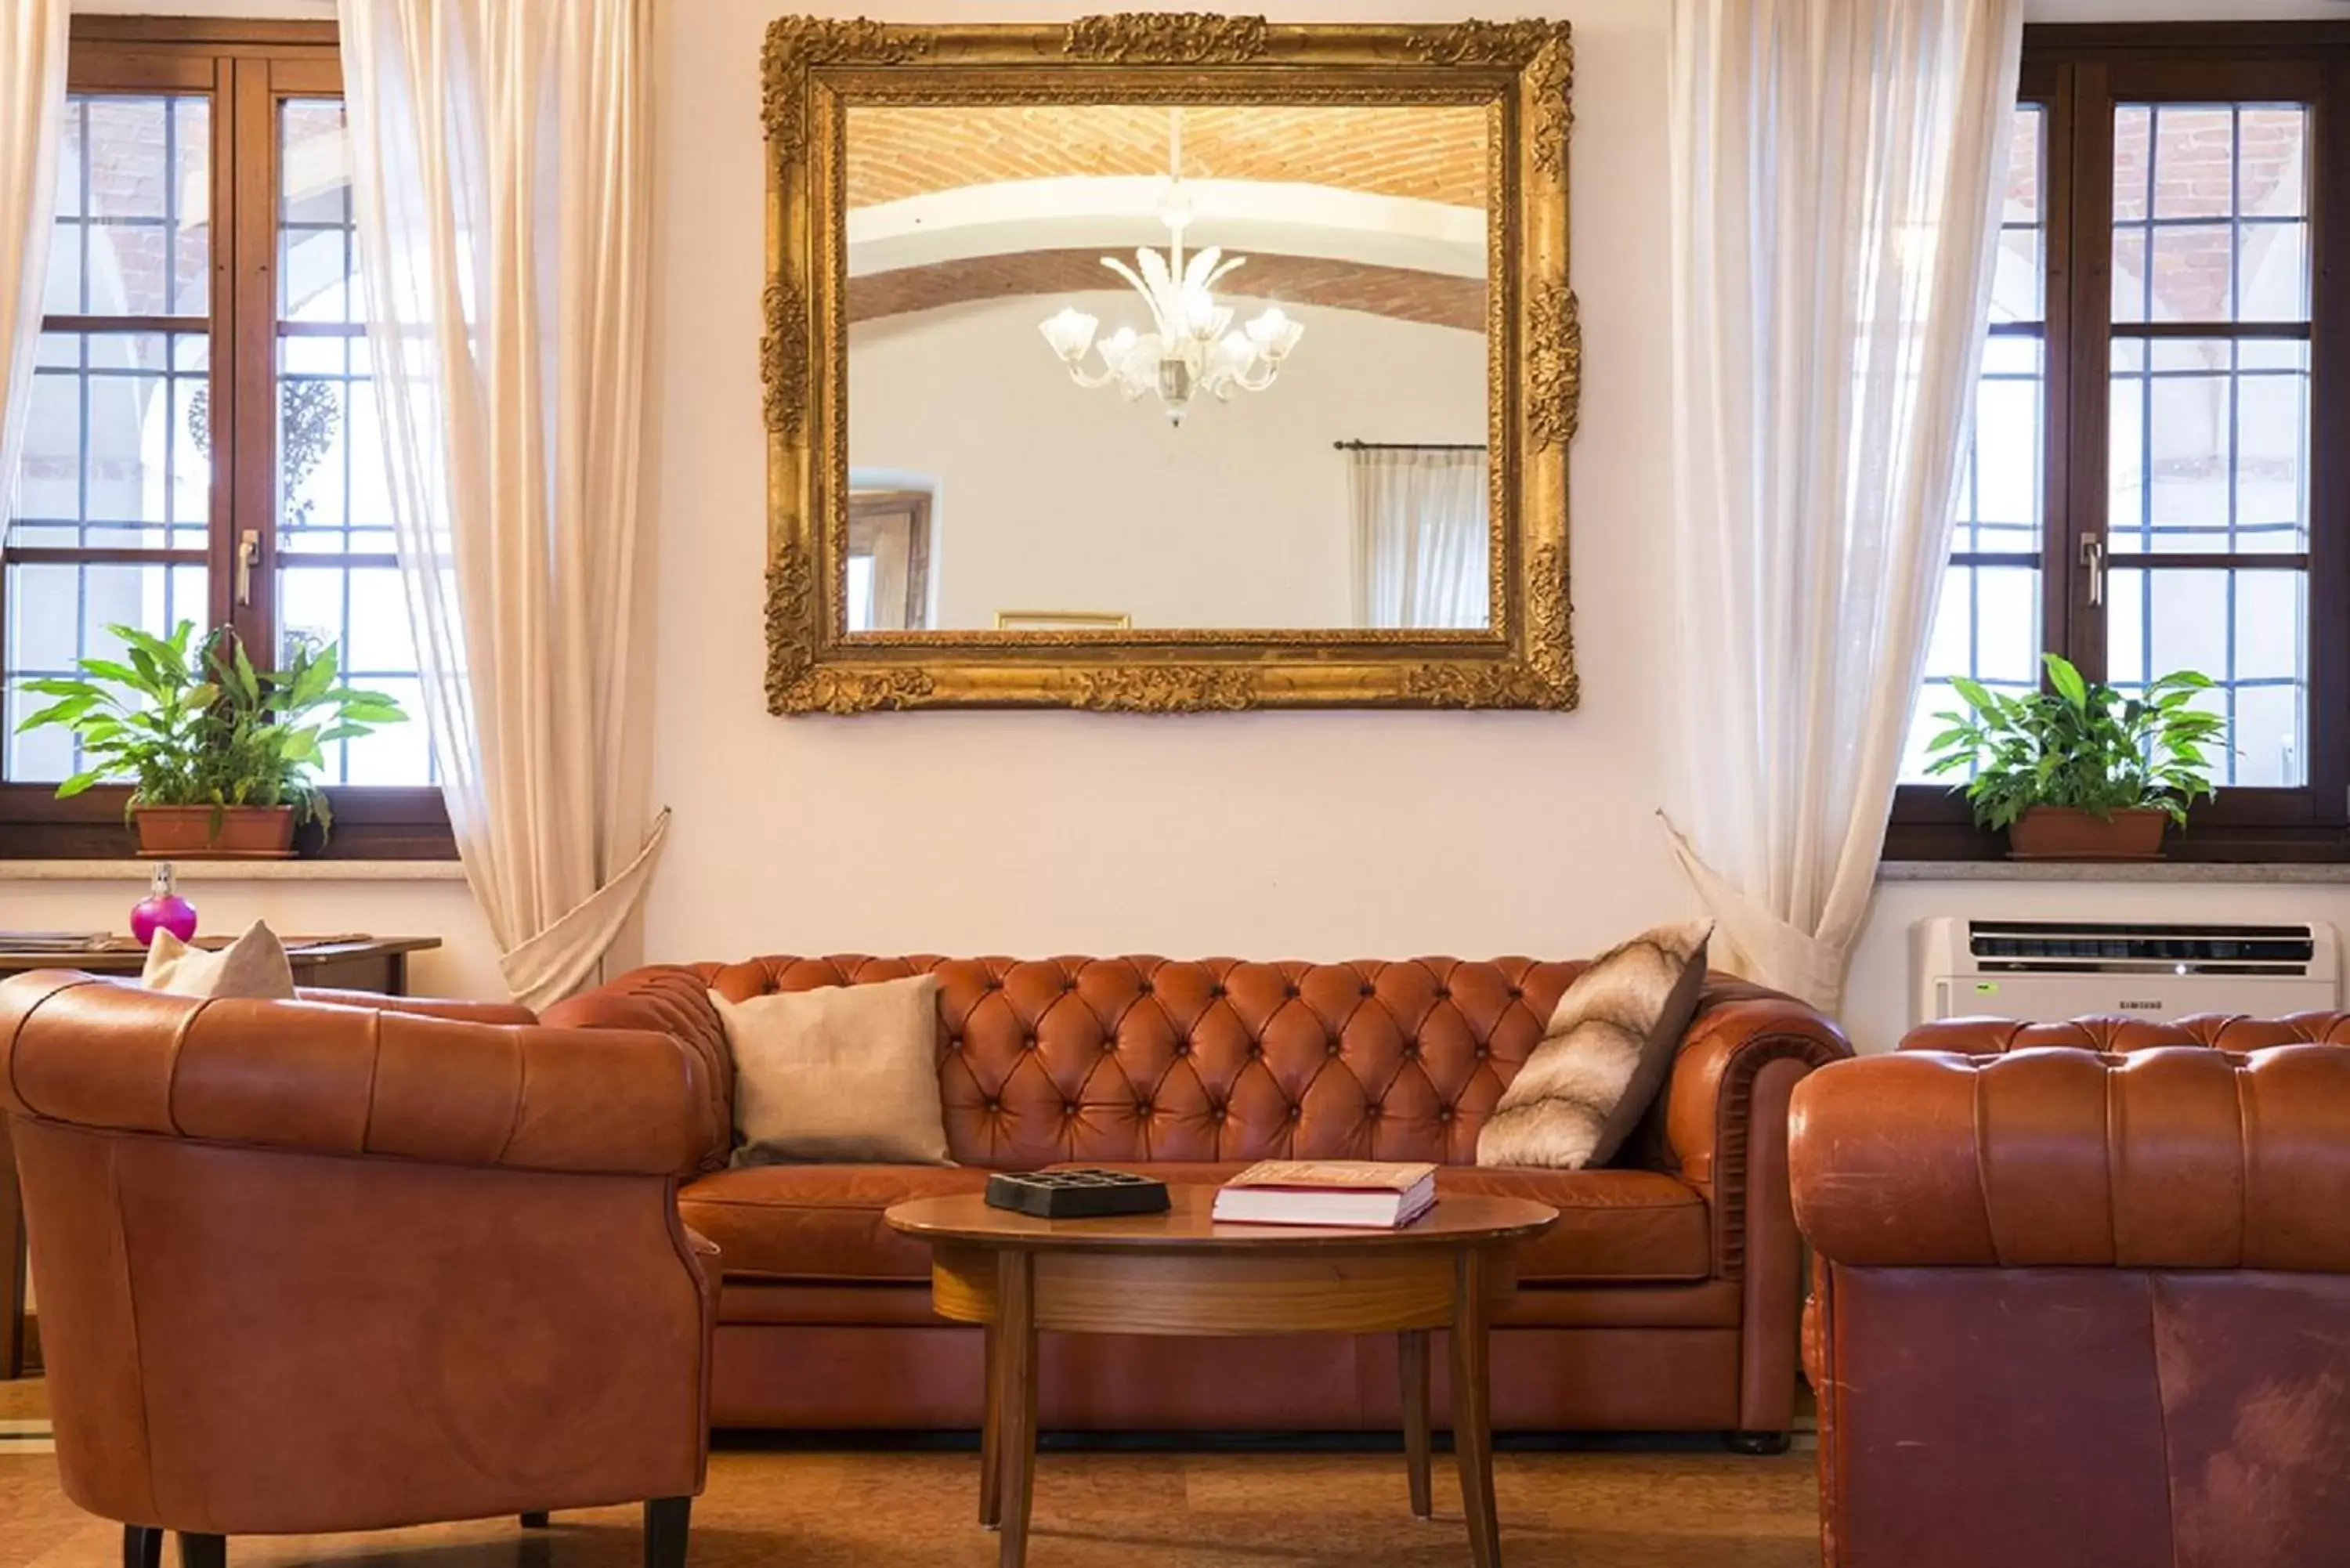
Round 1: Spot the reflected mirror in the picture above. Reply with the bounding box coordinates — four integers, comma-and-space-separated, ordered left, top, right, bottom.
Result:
842, 101, 1493, 634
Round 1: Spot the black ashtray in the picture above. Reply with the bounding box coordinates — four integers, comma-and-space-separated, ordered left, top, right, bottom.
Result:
985, 1168, 1172, 1219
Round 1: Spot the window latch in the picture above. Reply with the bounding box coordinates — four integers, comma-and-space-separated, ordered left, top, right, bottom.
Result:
2079, 533, 2106, 608
235, 529, 260, 606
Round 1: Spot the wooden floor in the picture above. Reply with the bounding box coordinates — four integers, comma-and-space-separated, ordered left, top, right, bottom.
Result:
0, 1381, 1820, 1568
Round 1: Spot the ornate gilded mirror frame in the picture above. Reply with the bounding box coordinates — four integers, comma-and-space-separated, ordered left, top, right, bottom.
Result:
762, 14, 1577, 714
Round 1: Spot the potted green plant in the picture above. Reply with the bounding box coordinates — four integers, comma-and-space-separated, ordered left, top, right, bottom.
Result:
14, 620, 408, 858
1922, 653, 2224, 860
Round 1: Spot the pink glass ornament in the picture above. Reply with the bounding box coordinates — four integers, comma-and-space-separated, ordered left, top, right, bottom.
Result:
130, 862, 199, 946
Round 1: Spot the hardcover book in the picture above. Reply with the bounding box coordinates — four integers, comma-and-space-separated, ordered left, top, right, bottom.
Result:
1211, 1160, 1439, 1229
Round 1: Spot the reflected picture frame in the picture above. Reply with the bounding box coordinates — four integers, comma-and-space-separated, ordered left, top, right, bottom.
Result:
761, 14, 1578, 714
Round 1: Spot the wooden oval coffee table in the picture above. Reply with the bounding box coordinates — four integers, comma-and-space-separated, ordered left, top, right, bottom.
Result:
885, 1186, 1558, 1568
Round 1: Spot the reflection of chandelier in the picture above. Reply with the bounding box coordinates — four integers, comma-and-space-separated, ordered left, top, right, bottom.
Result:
1037, 109, 1305, 427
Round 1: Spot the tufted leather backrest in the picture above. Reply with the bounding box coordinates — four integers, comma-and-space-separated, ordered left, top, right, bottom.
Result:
0, 970, 717, 1177
680, 955, 1593, 1170
1903, 1011, 2350, 1055
1793, 1044, 2350, 1270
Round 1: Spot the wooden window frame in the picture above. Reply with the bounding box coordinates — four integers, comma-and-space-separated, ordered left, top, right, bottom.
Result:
0, 17, 452, 859
1889, 23, 2350, 863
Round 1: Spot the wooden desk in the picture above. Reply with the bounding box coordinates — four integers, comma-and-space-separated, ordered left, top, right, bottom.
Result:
0, 936, 440, 1378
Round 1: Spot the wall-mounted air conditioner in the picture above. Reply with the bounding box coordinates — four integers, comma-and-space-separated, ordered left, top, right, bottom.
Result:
1914, 916, 2341, 1027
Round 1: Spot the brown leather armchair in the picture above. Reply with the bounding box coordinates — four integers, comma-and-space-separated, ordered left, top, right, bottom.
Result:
1791, 1028, 2350, 1568
0, 971, 719, 1568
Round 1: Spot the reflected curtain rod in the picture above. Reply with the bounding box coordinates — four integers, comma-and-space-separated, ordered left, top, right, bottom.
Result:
1331, 440, 1487, 451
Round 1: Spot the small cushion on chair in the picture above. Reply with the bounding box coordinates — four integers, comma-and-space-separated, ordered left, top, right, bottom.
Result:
1475, 920, 1712, 1170
139, 920, 298, 1000
711, 975, 952, 1165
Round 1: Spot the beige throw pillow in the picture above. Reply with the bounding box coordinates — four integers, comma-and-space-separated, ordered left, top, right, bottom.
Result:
1476, 920, 1713, 1171
711, 974, 953, 1165
139, 920, 298, 1001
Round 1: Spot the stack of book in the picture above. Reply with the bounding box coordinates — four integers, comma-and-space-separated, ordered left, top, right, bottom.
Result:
0, 931, 114, 954
1210, 1160, 1439, 1229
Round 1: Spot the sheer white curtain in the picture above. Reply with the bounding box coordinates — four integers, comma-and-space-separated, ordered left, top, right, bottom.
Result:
1662, 0, 2023, 1011
0, 3, 66, 517
338, 0, 667, 1009
1348, 446, 1489, 629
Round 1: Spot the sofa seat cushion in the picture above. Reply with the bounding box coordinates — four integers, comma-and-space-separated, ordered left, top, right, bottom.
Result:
679, 1164, 992, 1282
681, 1160, 1711, 1287
1046, 1163, 1712, 1284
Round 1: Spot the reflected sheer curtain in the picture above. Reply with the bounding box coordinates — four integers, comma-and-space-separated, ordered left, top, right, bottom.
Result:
338, 0, 667, 1009
1662, 0, 2023, 1011
0, 3, 65, 518
1348, 446, 1489, 630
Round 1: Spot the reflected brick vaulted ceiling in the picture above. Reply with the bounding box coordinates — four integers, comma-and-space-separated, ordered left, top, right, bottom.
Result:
844, 103, 1490, 209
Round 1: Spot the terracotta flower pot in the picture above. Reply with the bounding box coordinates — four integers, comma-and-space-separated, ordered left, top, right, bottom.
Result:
2007, 805, 2170, 862
134, 804, 298, 860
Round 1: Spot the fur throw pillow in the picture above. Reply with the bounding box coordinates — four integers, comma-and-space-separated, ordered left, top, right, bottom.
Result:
1475, 920, 1714, 1170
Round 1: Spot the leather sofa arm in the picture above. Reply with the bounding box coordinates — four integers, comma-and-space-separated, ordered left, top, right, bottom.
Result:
1791, 1044, 2350, 1270
541, 963, 734, 1172
0, 970, 712, 1177
295, 987, 537, 1024
1658, 978, 1853, 1278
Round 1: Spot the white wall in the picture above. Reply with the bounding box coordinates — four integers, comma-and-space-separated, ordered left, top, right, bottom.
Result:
646, 0, 1694, 974
849, 292, 1484, 630
43, 0, 2345, 1033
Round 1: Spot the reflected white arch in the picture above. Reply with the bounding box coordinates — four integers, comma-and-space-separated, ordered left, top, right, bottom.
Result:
847, 179, 1486, 280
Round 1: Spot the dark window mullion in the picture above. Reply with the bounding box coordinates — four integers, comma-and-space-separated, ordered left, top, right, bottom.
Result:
2063, 61, 2117, 681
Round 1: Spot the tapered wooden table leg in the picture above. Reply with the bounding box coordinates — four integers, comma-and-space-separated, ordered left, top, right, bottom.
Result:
995, 1250, 1039, 1568
1452, 1248, 1502, 1568
1399, 1328, 1433, 1519
979, 1318, 1003, 1527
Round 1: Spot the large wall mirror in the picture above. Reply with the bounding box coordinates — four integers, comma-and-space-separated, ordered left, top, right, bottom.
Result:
763, 16, 1577, 713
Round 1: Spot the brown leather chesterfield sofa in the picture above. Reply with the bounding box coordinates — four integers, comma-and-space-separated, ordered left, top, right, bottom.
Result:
544, 954, 1851, 1443
0, 971, 718, 1568
1792, 1012, 2350, 1568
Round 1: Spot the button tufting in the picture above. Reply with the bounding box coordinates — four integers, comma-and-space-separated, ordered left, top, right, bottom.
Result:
1064, 1102, 1079, 1116
1475, 1046, 1490, 1060
1138, 980, 1154, 994
1137, 1099, 1152, 1114
1440, 1107, 1455, 1121
1210, 985, 1227, 998
1361, 985, 1376, 997
984, 1097, 1000, 1111
1176, 1041, 1192, 1057
1325, 1042, 1342, 1057
1287, 1105, 1301, 1121
1022, 1035, 1037, 1050
1507, 987, 1523, 999
1212, 1107, 1226, 1121
985, 978, 1002, 991
1283, 985, 1299, 999
1402, 1045, 1419, 1060
1434, 987, 1451, 1000
1248, 1045, 1263, 1060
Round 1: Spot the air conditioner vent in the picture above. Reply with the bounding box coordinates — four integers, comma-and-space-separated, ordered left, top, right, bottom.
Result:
1967, 920, 2316, 974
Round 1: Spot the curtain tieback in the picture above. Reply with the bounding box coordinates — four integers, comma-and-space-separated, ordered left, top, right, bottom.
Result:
494, 807, 673, 1010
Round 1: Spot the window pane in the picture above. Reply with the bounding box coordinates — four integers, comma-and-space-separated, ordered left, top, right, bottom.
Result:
2109, 565, 2307, 787
1900, 565, 2042, 782
3, 561, 208, 782
2108, 338, 2306, 555
274, 98, 427, 788
49, 95, 211, 318
8, 331, 210, 548
2113, 103, 2309, 324
1990, 107, 2047, 324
